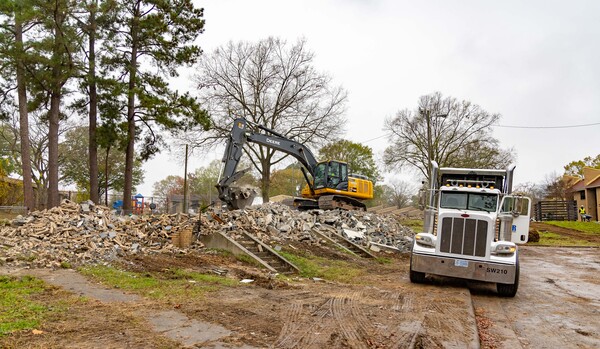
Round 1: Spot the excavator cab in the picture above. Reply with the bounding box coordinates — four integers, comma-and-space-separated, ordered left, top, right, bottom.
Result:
314, 161, 348, 190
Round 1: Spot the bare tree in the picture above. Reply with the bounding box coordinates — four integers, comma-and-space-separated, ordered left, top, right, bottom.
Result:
1, 109, 73, 209
192, 37, 347, 202
513, 181, 545, 206
383, 92, 514, 182
387, 179, 416, 208
542, 172, 570, 200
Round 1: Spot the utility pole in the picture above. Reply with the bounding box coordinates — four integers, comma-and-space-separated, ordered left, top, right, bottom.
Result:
425, 108, 433, 182
421, 108, 447, 182
183, 144, 189, 213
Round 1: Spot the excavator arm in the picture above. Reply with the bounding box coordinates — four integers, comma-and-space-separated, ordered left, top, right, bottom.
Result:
216, 118, 319, 210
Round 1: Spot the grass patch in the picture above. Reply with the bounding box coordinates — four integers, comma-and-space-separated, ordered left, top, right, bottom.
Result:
543, 221, 600, 234
398, 219, 424, 232
79, 265, 239, 302
278, 251, 365, 283
60, 261, 72, 269
235, 253, 265, 268
16, 254, 37, 262
376, 257, 393, 264
528, 231, 597, 247
0, 276, 51, 336
205, 248, 234, 257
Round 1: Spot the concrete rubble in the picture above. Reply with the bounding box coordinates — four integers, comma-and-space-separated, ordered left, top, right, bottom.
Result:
0, 200, 415, 269
0, 200, 201, 268
203, 202, 414, 252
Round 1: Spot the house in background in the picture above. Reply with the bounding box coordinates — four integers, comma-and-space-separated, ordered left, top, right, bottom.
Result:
167, 194, 201, 214
566, 168, 600, 221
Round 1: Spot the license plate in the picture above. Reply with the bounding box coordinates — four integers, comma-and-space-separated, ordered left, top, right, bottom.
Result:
454, 259, 469, 268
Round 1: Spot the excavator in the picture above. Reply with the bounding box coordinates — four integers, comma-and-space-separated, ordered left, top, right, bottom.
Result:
216, 118, 373, 211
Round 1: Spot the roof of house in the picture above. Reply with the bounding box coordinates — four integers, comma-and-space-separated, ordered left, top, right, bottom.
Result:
587, 175, 600, 189
0, 176, 38, 188
566, 167, 600, 192
568, 178, 586, 192
583, 168, 600, 188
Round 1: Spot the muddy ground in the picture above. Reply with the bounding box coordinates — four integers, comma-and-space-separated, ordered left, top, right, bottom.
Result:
1, 236, 599, 348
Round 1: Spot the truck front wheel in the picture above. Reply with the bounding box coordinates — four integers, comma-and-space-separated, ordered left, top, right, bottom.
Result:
496, 255, 520, 297
409, 244, 427, 283
409, 268, 427, 283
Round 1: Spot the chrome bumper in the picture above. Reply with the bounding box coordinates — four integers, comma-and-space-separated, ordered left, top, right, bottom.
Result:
411, 253, 517, 284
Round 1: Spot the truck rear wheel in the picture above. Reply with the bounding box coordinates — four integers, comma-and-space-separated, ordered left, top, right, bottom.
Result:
496, 255, 520, 297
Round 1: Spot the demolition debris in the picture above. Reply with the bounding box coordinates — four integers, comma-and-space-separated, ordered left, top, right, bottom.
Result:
0, 200, 414, 268
0, 200, 200, 268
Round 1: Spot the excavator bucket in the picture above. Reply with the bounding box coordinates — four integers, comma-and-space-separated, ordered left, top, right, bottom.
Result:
225, 186, 258, 210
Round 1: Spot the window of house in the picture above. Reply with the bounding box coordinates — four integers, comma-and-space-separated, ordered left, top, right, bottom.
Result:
580, 191, 586, 200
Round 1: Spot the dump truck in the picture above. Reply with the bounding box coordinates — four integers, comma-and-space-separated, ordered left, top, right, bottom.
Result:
409, 161, 531, 297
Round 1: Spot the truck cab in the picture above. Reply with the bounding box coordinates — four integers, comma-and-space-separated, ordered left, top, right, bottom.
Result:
410, 162, 531, 297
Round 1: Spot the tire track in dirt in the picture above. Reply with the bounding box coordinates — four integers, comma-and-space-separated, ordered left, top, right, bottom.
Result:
273, 290, 376, 349
273, 298, 333, 348
369, 290, 425, 349
348, 290, 376, 341
272, 302, 303, 347
332, 293, 368, 349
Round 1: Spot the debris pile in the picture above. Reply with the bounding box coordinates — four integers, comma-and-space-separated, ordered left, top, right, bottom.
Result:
0, 200, 416, 269
202, 203, 414, 251
0, 200, 201, 268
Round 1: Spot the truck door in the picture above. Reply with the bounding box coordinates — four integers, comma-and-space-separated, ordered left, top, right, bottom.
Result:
499, 196, 531, 244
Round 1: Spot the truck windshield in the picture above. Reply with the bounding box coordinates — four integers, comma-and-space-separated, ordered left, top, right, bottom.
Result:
440, 192, 498, 212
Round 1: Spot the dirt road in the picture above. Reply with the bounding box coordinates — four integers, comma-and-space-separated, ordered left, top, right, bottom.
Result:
2, 245, 599, 348
470, 246, 600, 349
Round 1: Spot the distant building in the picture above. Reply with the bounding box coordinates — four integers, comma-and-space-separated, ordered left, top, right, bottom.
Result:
565, 168, 600, 221
167, 194, 201, 214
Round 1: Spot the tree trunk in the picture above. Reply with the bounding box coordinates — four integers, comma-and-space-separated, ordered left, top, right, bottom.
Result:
105, 146, 110, 205
14, 17, 35, 211
261, 160, 271, 203
47, 90, 61, 208
47, 5, 67, 209
122, 5, 140, 213
88, 0, 99, 203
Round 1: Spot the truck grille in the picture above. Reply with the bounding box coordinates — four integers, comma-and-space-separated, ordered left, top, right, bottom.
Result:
439, 217, 488, 257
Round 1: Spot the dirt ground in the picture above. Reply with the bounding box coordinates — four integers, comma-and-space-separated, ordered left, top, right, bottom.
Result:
1, 240, 599, 348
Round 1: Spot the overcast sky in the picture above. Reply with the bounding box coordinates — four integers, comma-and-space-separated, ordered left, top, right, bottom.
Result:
138, 0, 600, 196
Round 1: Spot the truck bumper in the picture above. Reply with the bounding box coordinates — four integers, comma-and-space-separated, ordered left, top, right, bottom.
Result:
411, 252, 517, 284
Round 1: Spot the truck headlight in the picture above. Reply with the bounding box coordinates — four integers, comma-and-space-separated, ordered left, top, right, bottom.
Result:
491, 242, 516, 255
415, 233, 436, 248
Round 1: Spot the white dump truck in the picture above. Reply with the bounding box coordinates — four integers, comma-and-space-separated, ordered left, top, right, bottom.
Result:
410, 161, 531, 297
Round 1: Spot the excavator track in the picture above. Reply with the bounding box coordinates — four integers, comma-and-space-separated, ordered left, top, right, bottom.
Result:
318, 195, 367, 211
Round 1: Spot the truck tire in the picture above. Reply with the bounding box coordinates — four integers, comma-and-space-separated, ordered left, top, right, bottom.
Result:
410, 268, 427, 284
496, 255, 520, 297
409, 242, 427, 284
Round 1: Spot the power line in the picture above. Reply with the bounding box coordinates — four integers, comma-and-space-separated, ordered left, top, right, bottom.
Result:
360, 133, 390, 143
359, 121, 600, 144
493, 121, 600, 129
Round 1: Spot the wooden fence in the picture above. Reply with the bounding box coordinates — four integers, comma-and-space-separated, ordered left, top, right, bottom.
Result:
534, 200, 578, 221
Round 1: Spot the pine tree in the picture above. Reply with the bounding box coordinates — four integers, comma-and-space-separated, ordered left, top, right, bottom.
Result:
104, 0, 209, 212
